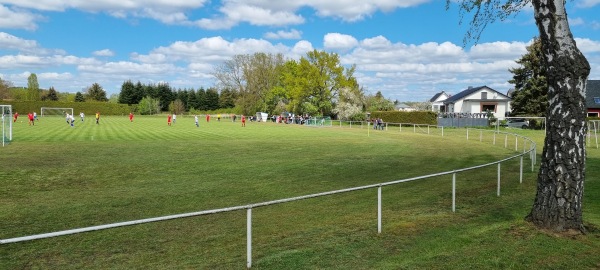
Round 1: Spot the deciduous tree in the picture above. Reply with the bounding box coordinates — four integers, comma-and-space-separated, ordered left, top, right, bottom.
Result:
0, 77, 13, 100
451, 0, 590, 232
27, 73, 40, 101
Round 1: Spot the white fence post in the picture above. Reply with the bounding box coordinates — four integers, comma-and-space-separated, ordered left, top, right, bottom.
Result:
452, 173, 456, 212
441, 126, 444, 137
497, 163, 501, 196
247, 208, 252, 269
480, 130, 482, 142
466, 128, 469, 140
515, 136, 518, 151
493, 132, 496, 145
504, 134, 508, 148
377, 186, 382, 234
520, 156, 523, 184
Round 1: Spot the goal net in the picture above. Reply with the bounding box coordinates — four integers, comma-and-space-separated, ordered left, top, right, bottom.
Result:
41, 107, 74, 117
1, 105, 12, 146
305, 116, 333, 127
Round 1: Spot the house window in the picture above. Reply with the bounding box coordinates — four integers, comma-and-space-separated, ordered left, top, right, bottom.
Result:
481, 92, 488, 100
594, 97, 600, 104
481, 104, 496, 113
589, 112, 599, 117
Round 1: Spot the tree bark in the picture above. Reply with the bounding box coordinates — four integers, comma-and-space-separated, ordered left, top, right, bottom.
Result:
526, 0, 591, 232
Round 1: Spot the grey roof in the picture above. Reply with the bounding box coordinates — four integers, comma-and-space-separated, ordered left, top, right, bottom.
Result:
444, 86, 510, 103
587, 80, 600, 109
429, 91, 446, 102
395, 103, 411, 109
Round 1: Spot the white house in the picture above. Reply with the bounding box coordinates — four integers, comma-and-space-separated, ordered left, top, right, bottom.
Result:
443, 86, 511, 120
395, 103, 416, 112
429, 91, 450, 112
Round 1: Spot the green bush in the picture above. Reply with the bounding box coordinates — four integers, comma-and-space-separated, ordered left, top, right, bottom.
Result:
370, 111, 437, 125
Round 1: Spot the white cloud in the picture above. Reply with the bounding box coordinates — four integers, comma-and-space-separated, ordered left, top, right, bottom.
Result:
37, 72, 73, 80
569, 17, 585, 26
218, 3, 304, 26
360, 36, 392, 49
574, 38, 600, 53
290, 40, 313, 58
324, 33, 359, 50
308, 0, 431, 22
78, 61, 180, 75
469, 41, 529, 61
0, 32, 38, 51
135, 36, 287, 64
1, 0, 434, 30
264, 29, 302, 40
0, 0, 209, 12
0, 54, 99, 69
576, 0, 600, 8
0, 5, 42, 30
93, 49, 115, 57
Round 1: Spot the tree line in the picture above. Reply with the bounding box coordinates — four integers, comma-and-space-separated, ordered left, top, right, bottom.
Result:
2, 50, 396, 119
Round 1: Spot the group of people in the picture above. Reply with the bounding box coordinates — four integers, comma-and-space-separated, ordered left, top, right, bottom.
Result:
372, 118, 385, 130
173, 113, 246, 127
12, 112, 38, 125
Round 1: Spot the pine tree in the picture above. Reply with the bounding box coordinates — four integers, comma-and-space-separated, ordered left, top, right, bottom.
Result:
74, 92, 85, 102
508, 38, 547, 116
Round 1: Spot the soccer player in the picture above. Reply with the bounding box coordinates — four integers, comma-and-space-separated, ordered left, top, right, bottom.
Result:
13, 112, 18, 123
167, 114, 172, 126
206, 114, 210, 122
28, 112, 34, 126
217, 114, 221, 122
129, 112, 134, 122
241, 115, 246, 127
194, 115, 199, 127
33, 112, 37, 121
80, 112, 85, 122
95, 111, 100, 124
172, 113, 177, 124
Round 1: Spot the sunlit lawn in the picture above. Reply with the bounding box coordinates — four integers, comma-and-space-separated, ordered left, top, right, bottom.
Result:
1, 116, 599, 269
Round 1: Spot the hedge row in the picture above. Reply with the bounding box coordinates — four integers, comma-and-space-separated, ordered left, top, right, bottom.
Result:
0, 101, 134, 116
370, 111, 437, 125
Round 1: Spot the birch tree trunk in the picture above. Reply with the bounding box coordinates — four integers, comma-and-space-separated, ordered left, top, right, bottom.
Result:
526, 0, 591, 232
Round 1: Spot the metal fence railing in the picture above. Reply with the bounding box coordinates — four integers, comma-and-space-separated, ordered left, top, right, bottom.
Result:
1, 122, 538, 269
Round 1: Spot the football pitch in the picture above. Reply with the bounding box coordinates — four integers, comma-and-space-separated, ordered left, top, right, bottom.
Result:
1, 116, 599, 269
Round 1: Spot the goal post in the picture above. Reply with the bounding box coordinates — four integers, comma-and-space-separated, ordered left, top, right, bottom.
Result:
40, 107, 73, 117
1, 105, 12, 147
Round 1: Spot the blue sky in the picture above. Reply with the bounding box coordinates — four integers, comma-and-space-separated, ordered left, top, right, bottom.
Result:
0, 0, 599, 102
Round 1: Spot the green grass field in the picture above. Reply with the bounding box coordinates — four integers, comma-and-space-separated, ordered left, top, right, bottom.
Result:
1, 115, 599, 269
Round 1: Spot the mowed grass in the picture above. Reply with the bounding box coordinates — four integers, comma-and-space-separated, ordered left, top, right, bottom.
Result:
1, 115, 599, 269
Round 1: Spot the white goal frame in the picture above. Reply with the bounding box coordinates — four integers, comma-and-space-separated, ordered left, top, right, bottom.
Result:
40, 107, 73, 117
1, 105, 12, 147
